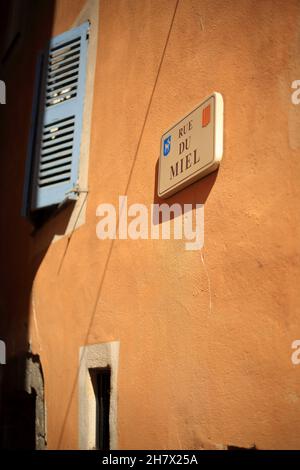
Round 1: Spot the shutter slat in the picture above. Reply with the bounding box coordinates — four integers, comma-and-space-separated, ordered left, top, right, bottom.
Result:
46, 90, 77, 107
50, 51, 81, 69
38, 172, 71, 187
47, 62, 80, 80
44, 116, 75, 129
50, 36, 81, 54
43, 127, 74, 142
46, 83, 77, 98
40, 149, 73, 163
41, 141, 73, 156
47, 72, 79, 90
49, 39, 80, 61
39, 162, 72, 178
40, 156, 73, 170
42, 133, 74, 149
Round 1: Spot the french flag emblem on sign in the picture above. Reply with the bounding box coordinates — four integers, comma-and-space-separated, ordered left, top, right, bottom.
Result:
202, 104, 211, 127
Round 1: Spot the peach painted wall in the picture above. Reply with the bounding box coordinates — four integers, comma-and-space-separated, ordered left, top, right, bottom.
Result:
28, 0, 300, 449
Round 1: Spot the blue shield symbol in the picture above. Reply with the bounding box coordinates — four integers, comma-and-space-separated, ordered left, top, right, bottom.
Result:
163, 136, 171, 157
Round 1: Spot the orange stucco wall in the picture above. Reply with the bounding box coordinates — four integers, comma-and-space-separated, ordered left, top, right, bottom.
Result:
25, 0, 300, 449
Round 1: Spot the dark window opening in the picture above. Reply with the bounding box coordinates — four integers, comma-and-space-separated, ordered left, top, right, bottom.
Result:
90, 367, 111, 451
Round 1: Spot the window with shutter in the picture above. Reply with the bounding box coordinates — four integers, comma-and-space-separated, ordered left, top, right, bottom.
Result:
23, 21, 89, 214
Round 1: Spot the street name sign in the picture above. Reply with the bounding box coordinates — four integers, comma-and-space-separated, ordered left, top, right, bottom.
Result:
158, 92, 224, 198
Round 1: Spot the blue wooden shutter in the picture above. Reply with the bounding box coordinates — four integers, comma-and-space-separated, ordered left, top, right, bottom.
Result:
30, 21, 89, 210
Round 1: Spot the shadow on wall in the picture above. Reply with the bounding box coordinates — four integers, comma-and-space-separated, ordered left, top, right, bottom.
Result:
152, 158, 219, 223
0, 0, 74, 449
